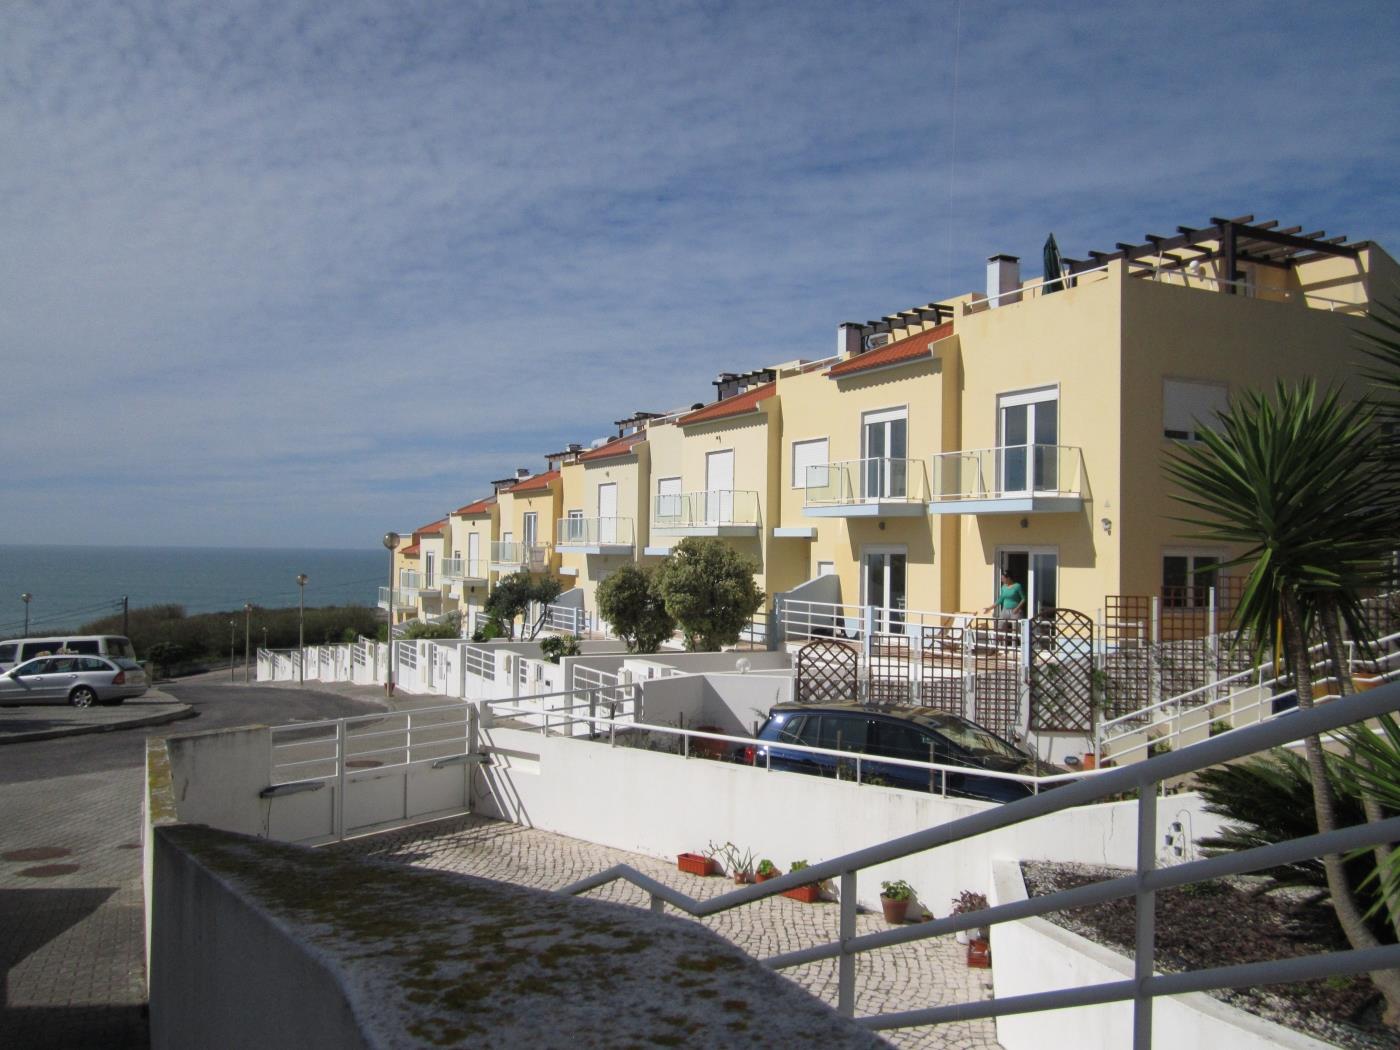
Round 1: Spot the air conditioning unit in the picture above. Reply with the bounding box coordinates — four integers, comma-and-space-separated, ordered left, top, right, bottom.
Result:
864, 333, 891, 351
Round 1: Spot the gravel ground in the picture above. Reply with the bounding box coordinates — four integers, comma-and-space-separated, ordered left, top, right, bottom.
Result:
1021, 861, 1395, 1050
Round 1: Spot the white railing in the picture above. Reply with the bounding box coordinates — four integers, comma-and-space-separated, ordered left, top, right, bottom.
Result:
441, 557, 486, 581
654, 489, 760, 529
540, 603, 589, 635
554, 517, 635, 548
1126, 261, 1369, 314
960, 262, 1113, 314
778, 598, 980, 644
398, 570, 425, 593
929, 444, 1085, 504
559, 685, 1400, 1046
490, 541, 550, 571
803, 458, 931, 507
396, 640, 418, 670
377, 586, 417, 609
485, 683, 640, 737
1100, 632, 1400, 764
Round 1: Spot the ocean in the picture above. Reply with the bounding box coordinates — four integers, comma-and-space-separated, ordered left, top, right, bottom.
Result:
0, 544, 385, 636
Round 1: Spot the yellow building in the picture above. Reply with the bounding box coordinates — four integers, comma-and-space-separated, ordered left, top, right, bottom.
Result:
557, 428, 650, 618
444, 496, 496, 624
492, 469, 564, 582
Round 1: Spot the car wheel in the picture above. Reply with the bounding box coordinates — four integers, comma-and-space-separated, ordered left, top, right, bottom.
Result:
69, 686, 98, 708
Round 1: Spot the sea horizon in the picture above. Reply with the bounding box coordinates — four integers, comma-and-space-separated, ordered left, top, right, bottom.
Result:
0, 543, 385, 637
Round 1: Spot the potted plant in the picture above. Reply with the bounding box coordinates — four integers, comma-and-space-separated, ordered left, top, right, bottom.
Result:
880, 879, 914, 923
781, 860, 822, 903
755, 858, 780, 883
966, 936, 992, 968
949, 890, 988, 944
708, 841, 754, 884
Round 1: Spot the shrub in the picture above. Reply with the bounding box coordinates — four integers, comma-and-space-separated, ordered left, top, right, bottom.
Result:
595, 565, 676, 653
652, 537, 764, 652
402, 614, 462, 640
485, 571, 562, 639
881, 880, 914, 901
539, 634, 581, 663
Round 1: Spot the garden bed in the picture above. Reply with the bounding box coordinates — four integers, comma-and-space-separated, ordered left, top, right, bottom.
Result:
1021, 861, 1394, 1050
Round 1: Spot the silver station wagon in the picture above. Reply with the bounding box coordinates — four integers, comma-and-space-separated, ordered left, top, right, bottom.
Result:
0, 655, 149, 707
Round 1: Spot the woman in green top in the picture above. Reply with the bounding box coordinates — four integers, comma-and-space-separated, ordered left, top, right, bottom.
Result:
983, 571, 1025, 621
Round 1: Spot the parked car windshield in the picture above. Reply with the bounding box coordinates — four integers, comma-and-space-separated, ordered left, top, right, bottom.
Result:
920, 715, 1022, 760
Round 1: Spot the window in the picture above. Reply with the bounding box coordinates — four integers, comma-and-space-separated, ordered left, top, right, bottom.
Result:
79, 657, 110, 671
657, 476, 681, 519
565, 509, 584, 542
1163, 379, 1228, 441
523, 513, 538, 547
816, 560, 836, 577
998, 387, 1058, 493
425, 552, 435, 587
775, 714, 807, 745
815, 714, 868, 753
791, 437, 829, 489
872, 720, 932, 762
67, 639, 99, 654
1162, 552, 1220, 608
0, 645, 15, 663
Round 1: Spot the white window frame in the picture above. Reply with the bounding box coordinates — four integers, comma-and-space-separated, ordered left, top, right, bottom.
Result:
424, 551, 435, 588
791, 437, 830, 489
1162, 548, 1223, 609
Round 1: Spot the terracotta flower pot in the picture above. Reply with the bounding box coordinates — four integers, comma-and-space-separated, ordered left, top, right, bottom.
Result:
782, 883, 822, 903
967, 938, 991, 968
755, 869, 780, 883
881, 895, 910, 924
677, 852, 717, 877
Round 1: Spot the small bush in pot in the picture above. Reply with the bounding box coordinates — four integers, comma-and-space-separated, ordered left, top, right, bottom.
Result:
782, 859, 822, 903
880, 879, 914, 924
755, 858, 780, 882
950, 890, 989, 943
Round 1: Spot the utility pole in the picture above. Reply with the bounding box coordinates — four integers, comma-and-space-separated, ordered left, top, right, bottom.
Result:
229, 621, 236, 681
297, 573, 308, 685
244, 603, 252, 684
122, 595, 129, 637
20, 593, 31, 638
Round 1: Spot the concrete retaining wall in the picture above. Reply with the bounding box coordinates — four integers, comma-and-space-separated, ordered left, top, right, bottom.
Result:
988, 860, 1332, 1050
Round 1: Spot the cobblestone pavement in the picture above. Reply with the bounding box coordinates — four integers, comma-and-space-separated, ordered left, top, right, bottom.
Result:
335, 815, 1003, 1050
0, 764, 149, 1049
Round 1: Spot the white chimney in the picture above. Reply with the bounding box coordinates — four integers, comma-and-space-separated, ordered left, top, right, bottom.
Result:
837, 322, 863, 358
515, 467, 531, 480
987, 254, 1021, 307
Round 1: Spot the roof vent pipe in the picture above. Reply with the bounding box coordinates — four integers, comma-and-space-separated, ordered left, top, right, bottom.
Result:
987, 254, 1021, 307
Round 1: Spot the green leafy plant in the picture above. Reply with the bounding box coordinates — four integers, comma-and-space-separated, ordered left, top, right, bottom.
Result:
1209, 718, 1232, 737
485, 571, 561, 639
789, 859, 809, 873
595, 565, 676, 653
756, 858, 778, 878
949, 890, 987, 914
706, 841, 753, 879
652, 537, 765, 652
470, 617, 504, 643
538, 634, 581, 663
881, 879, 914, 901
402, 613, 462, 640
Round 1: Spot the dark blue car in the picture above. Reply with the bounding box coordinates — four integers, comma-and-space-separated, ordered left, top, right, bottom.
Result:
745, 703, 1064, 803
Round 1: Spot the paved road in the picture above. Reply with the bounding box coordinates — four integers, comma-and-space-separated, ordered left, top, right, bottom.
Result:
0, 681, 386, 1049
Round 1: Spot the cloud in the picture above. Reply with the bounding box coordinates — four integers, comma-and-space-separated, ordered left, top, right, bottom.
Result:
2, 0, 1397, 546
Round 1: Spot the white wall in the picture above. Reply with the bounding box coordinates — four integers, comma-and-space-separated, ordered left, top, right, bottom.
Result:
472, 718, 1226, 916
988, 861, 1332, 1050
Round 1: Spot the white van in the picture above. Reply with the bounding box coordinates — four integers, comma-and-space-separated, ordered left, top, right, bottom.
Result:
0, 635, 137, 672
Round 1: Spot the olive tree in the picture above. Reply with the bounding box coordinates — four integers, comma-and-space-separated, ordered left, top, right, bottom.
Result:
652, 537, 764, 652
596, 565, 676, 653
485, 571, 562, 639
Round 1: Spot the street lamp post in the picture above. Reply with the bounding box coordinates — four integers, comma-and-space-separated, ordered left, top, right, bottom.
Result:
229, 621, 236, 681
261, 627, 269, 653
244, 603, 252, 684
20, 593, 32, 638
383, 532, 400, 696
297, 573, 308, 685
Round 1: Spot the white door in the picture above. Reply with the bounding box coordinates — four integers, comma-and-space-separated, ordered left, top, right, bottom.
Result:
996, 548, 1058, 619
998, 388, 1059, 495
523, 513, 537, 548
706, 449, 735, 524
467, 533, 479, 577
862, 408, 909, 500
597, 483, 618, 543
657, 476, 681, 524
862, 547, 908, 633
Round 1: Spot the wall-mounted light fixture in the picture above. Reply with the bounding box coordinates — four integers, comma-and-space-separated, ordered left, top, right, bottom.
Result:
1101, 517, 1112, 535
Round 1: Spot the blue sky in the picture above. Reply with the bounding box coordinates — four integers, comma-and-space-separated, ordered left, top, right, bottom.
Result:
3, 0, 1398, 549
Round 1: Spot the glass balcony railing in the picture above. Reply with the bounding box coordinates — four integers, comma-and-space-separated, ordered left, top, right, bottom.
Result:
397, 571, 425, 594
377, 587, 415, 609
490, 541, 550, 571
653, 490, 760, 530
555, 517, 635, 548
803, 458, 931, 508
929, 444, 1085, 505
441, 557, 486, 581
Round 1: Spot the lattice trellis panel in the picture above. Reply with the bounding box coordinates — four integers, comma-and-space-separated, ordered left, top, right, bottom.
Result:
1029, 609, 1096, 733
915, 624, 966, 716
1103, 595, 1152, 723
868, 633, 912, 705
970, 616, 1020, 738
794, 640, 860, 705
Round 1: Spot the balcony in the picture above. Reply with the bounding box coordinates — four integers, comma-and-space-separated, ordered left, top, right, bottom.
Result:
441, 557, 487, 583
928, 444, 1085, 514
555, 516, 635, 555
802, 458, 930, 518
377, 587, 417, 610
490, 541, 551, 573
652, 490, 760, 537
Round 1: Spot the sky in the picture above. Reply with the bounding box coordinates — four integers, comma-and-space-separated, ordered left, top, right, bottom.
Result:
3, 0, 1398, 550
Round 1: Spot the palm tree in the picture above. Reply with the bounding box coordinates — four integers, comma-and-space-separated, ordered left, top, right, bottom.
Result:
1165, 379, 1400, 1025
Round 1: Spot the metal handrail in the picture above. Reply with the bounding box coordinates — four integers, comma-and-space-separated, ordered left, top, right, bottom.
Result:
558, 683, 1400, 1045
959, 262, 1113, 313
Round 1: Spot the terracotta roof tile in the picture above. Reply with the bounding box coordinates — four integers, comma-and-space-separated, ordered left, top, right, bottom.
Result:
453, 496, 496, 516
825, 322, 953, 378
578, 431, 645, 462
414, 518, 448, 536
676, 381, 776, 426
400, 543, 421, 557
506, 469, 561, 493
